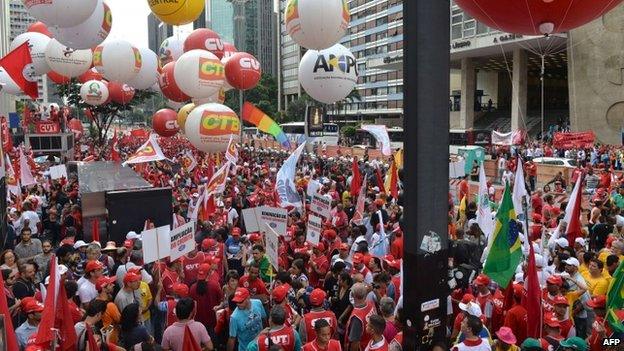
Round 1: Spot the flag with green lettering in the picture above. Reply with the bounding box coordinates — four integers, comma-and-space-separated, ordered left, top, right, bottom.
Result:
607, 260, 624, 333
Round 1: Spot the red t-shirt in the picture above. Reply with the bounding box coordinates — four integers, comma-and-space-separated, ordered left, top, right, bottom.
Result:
504, 304, 527, 344
239, 275, 269, 296
182, 252, 206, 285
309, 254, 329, 289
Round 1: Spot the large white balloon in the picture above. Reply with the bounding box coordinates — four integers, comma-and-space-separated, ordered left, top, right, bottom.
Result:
192, 88, 225, 105
93, 39, 141, 83
22, 0, 99, 28
185, 103, 240, 153
174, 50, 225, 99
10, 32, 51, 75
45, 39, 92, 77
50, 0, 112, 50
285, 0, 349, 50
0, 68, 24, 95
80, 80, 109, 106
298, 44, 357, 104
158, 35, 186, 67
127, 48, 159, 90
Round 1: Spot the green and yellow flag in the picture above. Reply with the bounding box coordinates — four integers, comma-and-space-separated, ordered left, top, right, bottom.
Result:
483, 183, 522, 288
607, 260, 624, 333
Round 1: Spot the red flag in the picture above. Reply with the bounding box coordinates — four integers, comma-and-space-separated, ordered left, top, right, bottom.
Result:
85, 323, 99, 351
91, 218, 100, 243
182, 325, 202, 351
110, 130, 120, 162
350, 157, 361, 197
565, 176, 583, 247
375, 166, 386, 193
523, 244, 542, 338
35, 255, 57, 346
55, 278, 77, 350
1, 116, 13, 153
23, 106, 32, 128
0, 268, 18, 351
0, 42, 38, 99
199, 194, 215, 222
386, 158, 399, 199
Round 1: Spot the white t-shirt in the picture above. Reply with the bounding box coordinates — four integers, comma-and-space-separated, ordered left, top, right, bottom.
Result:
19, 211, 40, 234
78, 280, 97, 304
226, 207, 239, 226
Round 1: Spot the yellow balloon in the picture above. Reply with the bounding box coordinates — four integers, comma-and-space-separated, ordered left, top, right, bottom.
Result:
147, 0, 205, 26
177, 103, 195, 133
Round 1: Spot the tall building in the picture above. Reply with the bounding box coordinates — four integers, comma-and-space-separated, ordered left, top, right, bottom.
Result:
194, 0, 235, 44
277, 0, 302, 110
147, 13, 173, 54
231, 0, 277, 76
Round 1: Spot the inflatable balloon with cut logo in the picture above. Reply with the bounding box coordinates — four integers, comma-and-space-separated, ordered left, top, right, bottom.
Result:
93, 40, 142, 83
108, 82, 135, 105
128, 48, 159, 90
45, 39, 92, 78
78, 68, 103, 84
222, 42, 237, 59
284, 0, 350, 50
185, 103, 240, 153
147, 0, 205, 26
184, 28, 225, 59
454, 0, 624, 35
22, 0, 99, 28
50, 0, 112, 50
153, 109, 179, 137
80, 80, 109, 106
159, 62, 191, 103
298, 44, 357, 104
158, 35, 186, 68
225, 52, 262, 90
10, 32, 51, 75
177, 103, 195, 134
173, 50, 225, 99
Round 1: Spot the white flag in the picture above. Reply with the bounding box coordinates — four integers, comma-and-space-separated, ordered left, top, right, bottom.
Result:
512, 159, 528, 215
123, 134, 168, 165
276, 142, 306, 208
476, 162, 494, 238
362, 125, 391, 156
5, 155, 20, 197
19, 146, 36, 187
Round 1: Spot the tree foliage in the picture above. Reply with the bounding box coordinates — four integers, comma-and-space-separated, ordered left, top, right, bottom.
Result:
224, 73, 278, 121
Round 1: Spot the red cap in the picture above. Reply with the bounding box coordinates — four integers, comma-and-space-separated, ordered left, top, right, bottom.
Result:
231, 228, 241, 236
124, 240, 133, 249
248, 233, 262, 242
197, 263, 211, 280
607, 235, 617, 248
60, 237, 75, 246
127, 266, 143, 275
85, 260, 104, 273
587, 295, 607, 308
272, 284, 289, 302
553, 295, 569, 306
547, 275, 563, 286
232, 287, 250, 303
474, 274, 491, 286
96, 276, 117, 292
461, 293, 475, 304
353, 253, 364, 264
123, 272, 141, 284
315, 242, 325, 252
374, 199, 384, 206
202, 238, 215, 250
383, 254, 395, 264
339, 243, 349, 251
388, 259, 401, 270
309, 288, 327, 306
22, 297, 44, 313
323, 229, 337, 240
532, 213, 542, 223
543, 313, 560, 328
512, 283, 524, 298
172, 283, 189, 297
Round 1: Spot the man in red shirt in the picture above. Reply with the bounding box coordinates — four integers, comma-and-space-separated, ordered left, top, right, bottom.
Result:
309, 243, 329, 289
503, 283, 527, 344
540, 313, 564, 350
190, 263, 223, 335
525, 159, 537, 192
272, 283, 300, 327
181, 247, 206, 286
586, 295, 609, 351
239, 261, 269, 303
600, 168, 612, 190
390, 230, 403, 260
553, 295, 575, 338
458, 176, 469, 202
300, 289, 338, 344
542, 275, 563, 313
303, 319, 341, 351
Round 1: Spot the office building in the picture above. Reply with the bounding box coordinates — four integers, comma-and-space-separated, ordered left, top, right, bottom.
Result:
148, 13, 174, 54
277, 0, 302, 111
231, 0, 277, 76
194, 0, 235, 44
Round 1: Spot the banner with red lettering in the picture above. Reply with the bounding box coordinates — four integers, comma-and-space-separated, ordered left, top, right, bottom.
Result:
35, 121, 61, 134
552, 131, 595, 149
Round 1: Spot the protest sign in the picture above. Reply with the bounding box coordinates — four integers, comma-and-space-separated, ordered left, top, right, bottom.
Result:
242, 208, 260, 232
256, 206, 288, 236
311, 193, 332, 219
307, 215, 322, 246
49, 165, 67, 180
169, 221, 196, 261
264, 223, 280, 270
142, 225, 171, 264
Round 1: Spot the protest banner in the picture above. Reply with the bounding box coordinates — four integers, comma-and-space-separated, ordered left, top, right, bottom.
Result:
49, 165, 67, 180
552, 131, 595, 149
306, 215, 322, 246
256, 206, 288, 236
242, 208, 260, 232
311, 193, 332, 219
169, 221, 196, 261
142, 225, 171, 264
264, 223, 280, 270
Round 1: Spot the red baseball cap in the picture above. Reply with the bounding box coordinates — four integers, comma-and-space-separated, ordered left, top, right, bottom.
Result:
272, 284, 289, 303
461, 293, 475, 304
512, 283, 524, 298
474, 274, 491, 286
123, 272, 141, 284
543, 313, 560, 328
123, 240, 134, 249
201, 238, 215, 250
323, 229, 337, 240
587, 295, 607, 309
388, 259, 401, 270
127, 266, 143, 275
315, 242, 325, 252
231, 228, 241, 236
21, 297, 44, 314
172, 283, 189, 297
309, 288, 326, 306
248, 233, 262, 242
553, 295, 569, 306
197, 263, 211, 280
353, 253, 364, 264
95, 276, 117, 292
85, 260, 104, 273
232, 287, 250, 303
547, 275, 563, 286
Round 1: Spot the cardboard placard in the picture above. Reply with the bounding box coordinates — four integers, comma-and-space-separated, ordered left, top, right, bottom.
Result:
311, 193, 332, 218
242, 208, 260, 232
142, 225, 171, 264
306, 215, 322, 246
264, 223, 280, 270
169, 221, 196, 261
49, 165, 67, 180
256, 206, 288, 236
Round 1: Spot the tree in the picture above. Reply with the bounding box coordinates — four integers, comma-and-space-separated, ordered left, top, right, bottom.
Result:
55, 80, 156, 155
283, 94, 310, 123
224, 73, 278, 119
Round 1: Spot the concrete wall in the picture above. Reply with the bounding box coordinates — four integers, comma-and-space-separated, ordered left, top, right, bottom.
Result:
477, 70, 499, 107
568, 3, 624, 144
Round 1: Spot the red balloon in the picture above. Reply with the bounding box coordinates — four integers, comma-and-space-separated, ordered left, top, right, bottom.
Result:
158, 62, 190, 102
47, 71, 71, 84
152, 109, 179, 137
78, 68, 103, 84
27, 22, 52, 37
68, 119, 84, 140
108, 82, 136, 105
454, 0, 624, 35
183, 28, 225, 59
225, 52, 262, 90
222, 42, 238, 59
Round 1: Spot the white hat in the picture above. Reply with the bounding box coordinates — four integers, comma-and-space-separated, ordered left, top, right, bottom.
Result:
126, 231, 141, 240
73, 240, 88, 249
574, 237, 586, 246
458, 301, 482, 318
372, 186, 380, 192
58, 264, 68, 275
534, 254, 545, 268
564, 257, 580, 267
556, 238, 569, 248
514, 272, 525, 283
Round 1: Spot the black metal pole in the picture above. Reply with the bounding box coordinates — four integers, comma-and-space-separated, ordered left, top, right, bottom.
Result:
403, 0, 450, 349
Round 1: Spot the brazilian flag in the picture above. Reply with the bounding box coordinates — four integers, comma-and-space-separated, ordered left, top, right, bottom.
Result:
607, 260, 624, 333
483, 183, 522, 288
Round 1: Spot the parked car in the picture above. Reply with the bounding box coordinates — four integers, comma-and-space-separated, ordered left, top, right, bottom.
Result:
532, 157, 577, 168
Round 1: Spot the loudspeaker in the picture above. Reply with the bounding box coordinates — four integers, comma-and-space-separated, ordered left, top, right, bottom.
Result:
106, 187, 173, 244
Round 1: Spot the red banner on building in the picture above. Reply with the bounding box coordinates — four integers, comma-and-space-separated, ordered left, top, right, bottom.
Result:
130, 129, 149, 138
552, 131, 595, 149
35, 121, 61, 134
